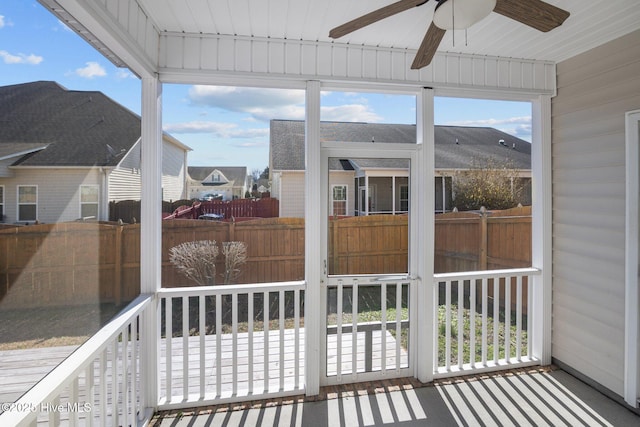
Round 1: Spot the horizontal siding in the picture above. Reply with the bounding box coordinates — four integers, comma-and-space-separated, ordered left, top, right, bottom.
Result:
161, 140, 186, 201
551, 29, 640, 397
158, 33, 556, 94
279, 172, 305, 218
0, 169, 102, 223
108, 168, 141, 201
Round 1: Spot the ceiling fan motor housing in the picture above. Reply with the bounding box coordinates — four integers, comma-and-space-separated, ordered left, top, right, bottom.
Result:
433, 0, 497, 30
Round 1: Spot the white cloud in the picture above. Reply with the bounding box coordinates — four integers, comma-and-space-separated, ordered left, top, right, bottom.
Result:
188, 86, 306, 121
0, 50, 43, 65
115, 69, 136, 80
321, 104, 383, 122
445, 116, 531, 127
164, 121, 268, 139
74, 61, 107, 78
0, 15, 5, 28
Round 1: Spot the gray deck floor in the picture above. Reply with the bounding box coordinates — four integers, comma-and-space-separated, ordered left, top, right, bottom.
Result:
152, 369, 640, 427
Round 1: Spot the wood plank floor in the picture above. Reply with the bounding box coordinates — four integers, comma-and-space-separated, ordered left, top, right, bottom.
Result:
0, 328, 408, 424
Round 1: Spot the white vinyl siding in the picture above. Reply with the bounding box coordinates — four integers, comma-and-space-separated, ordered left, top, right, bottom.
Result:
162, 138, 187, 201
278, 172, 305, 218
551, 29, 640, 397
17, 185, 37, 222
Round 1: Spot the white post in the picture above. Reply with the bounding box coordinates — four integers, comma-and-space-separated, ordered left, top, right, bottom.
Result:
305, 80, 322, 396
415, 87, 435, 383
140, 77, 162, 409
531, 95, 552, 365
625, 110, 640, 407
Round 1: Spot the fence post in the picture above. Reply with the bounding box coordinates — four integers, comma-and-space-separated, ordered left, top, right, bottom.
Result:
479, 207, 488, 270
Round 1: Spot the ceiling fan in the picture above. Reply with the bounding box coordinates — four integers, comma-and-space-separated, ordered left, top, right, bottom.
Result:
329, 0, 570, 69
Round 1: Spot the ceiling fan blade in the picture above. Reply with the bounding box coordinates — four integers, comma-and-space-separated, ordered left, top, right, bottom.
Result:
330, 0, 428, 39
411, 22, 446, 69
493, 0, 570, 32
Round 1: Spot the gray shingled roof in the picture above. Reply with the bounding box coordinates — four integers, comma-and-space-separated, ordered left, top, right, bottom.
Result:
0, 81, 143, 167
270, 120, 531, 171
188, 166, 248, 185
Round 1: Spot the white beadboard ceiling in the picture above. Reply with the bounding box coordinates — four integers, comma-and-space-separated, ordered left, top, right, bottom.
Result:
40, 0, 640, 79
138, 0, 639, 63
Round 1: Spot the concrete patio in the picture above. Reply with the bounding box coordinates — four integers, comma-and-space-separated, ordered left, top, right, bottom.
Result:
151, 367, 640, 427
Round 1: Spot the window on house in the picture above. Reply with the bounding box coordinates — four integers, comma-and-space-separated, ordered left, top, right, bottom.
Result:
17, 185, 37, 222
332, 185, 347, 216
400, 184, 409, 212
80, 185, 99, 219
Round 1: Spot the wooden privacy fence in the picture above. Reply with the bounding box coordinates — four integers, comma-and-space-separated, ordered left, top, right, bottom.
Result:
163, 198, 279, 220
0, 208, 531, 309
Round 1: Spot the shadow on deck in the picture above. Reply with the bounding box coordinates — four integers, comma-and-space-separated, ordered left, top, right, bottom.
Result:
151, 366, 640, 427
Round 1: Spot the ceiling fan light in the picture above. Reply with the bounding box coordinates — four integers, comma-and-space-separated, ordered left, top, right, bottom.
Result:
433, 0, 497, 30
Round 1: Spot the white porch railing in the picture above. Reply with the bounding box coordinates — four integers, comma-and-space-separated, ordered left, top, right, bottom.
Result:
0, 294, 154, 427
433, 268, 541, 378
156, 281, 305, 410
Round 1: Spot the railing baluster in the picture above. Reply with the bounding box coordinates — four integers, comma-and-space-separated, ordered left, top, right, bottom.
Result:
434, 280, 440, 371
527, 274, 533, 357
131, 320, 138, 422
493, 277, 500, 363
86, 361, 95, 425
279, 290, 285, 391
50, 396, 60, 426
481, 277, 488, 366
165, 297, 172, 401
336, 280, 343, 380
505, 277, 512, 363
70, 377, 79, 426
516, 275, 522, 361
396, 282, 402, 372
122, 325, 129, 425
352, 282, 358, 376
100, 349, 107, 427
458, 280, 464, 369
470, 279, 476, 367
111, 337, 119, 427
294, 289, 300, 389
199, 295, 205, 399
248, 292, 254, 394
445, 280, 451, 371
233, 292, 238, 396
263, 291, 269, 393
381, 282, 387, 373
216, 294, 222, 397
182, 296, 189, 400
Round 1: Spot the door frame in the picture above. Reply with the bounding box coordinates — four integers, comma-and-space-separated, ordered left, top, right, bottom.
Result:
625, 109, 640, 408
319, 142, 422, 385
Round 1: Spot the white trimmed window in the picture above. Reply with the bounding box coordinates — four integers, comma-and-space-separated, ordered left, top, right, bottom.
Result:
400, 184, 409, 212
17, 185, 37, 222
331, 185, 347, 216
80, 185, 99, 219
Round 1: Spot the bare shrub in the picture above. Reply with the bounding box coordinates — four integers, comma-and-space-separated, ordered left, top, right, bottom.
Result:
452, 158, 524, 211
222, 241, 247, 284
169, 240, 219, 285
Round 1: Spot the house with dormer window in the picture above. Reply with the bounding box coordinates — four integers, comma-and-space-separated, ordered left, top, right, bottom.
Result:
187, 166, 250, 201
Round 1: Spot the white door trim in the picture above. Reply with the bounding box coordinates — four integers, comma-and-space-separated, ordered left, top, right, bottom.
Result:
625, 109, 640, 408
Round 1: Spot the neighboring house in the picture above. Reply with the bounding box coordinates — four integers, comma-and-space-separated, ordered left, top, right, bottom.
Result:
270, 120, 531, 217
0, 81, 191, 224
187, 166, 250, 201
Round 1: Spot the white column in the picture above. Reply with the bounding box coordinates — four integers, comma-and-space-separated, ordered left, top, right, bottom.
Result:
304, 80, 322, 396
140, 76, 162, 408
625, 110, 640, 407
531, 95, 552, 365
415, 88, 435, 383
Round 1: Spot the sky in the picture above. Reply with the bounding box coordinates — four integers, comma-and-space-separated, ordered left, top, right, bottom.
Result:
0, 2, 532, 174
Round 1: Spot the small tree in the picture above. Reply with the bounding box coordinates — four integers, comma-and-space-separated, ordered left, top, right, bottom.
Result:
221, 241, 248, 284
169, 240, 219, 285
169, 240, 248, 285
452, 158, 524, 211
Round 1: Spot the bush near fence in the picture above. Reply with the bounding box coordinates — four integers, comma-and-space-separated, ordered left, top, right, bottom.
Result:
0, 207, 531, 309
